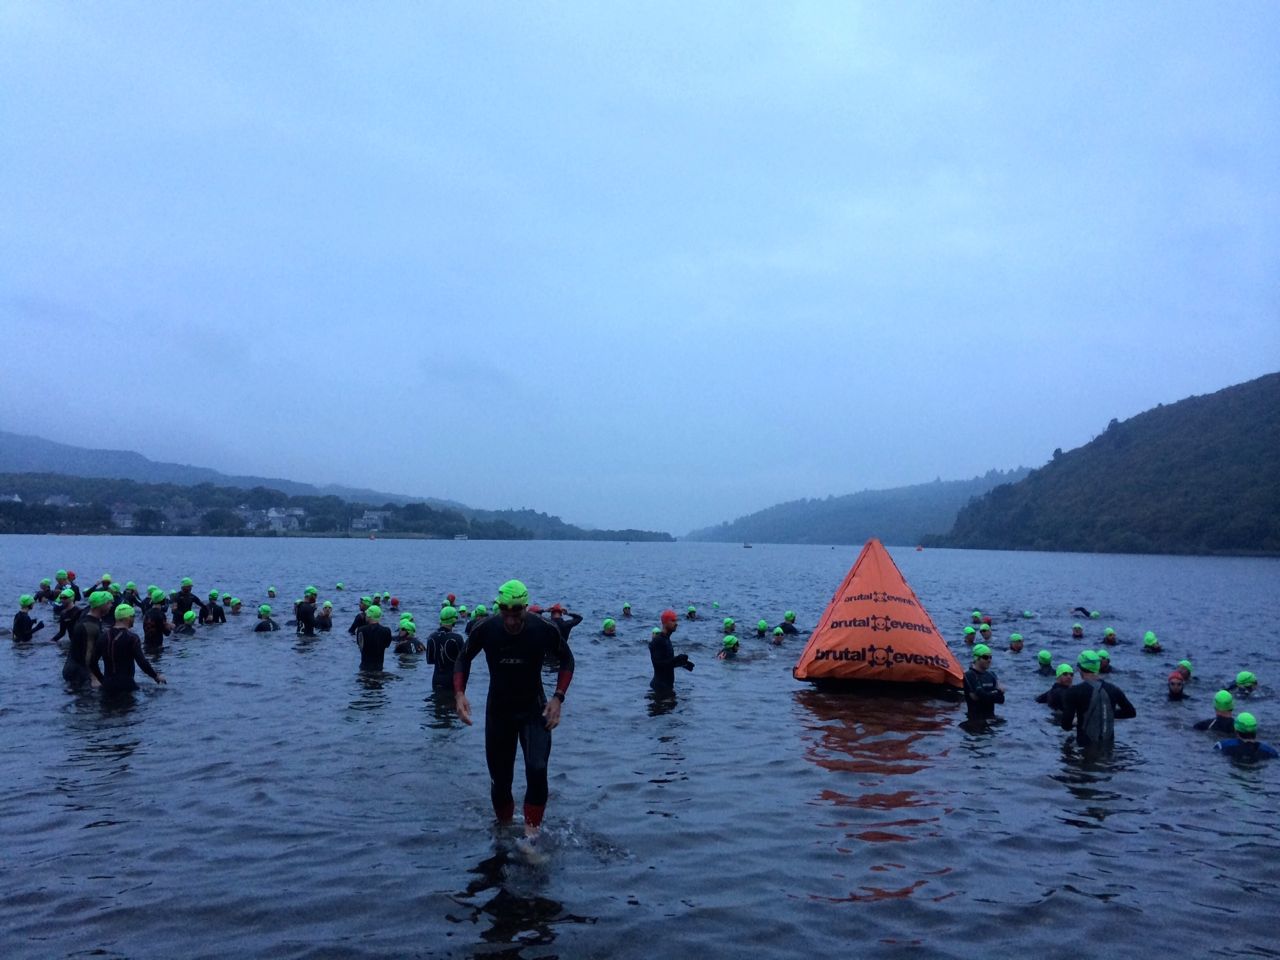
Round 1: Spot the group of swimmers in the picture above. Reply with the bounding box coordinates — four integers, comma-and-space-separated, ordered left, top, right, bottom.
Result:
960, 607, 1276, 761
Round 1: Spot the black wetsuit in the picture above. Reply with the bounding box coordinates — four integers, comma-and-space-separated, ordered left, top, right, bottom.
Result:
963, 667, 1004, 721
173, 623, 196, 636
1037, 664, 1055, 677
455, 614, 574, 825
121, 589, 145, 610
315, 610, 332, 632
12, 610, 44, 642
777, 621, 799, 635
356, 623, 393, 669
296, 600, 316, 637
1036, 683, 1071, 713
173, 590, 207, 623
57, 580, 81, 601
465, 616, 488, 637
51, 604, 82, 643
63, 613, 106, 686
347, 611, 367, 636
1214, 739, 1279, 761
546, 612, 583, 643
1193, 716, 1236, 734
425, 627, 465, 689
201, 603, 226, 625
94, 626, 160, 694
253, 618, 280, 633
1060, 678, 1136, 747
649, 629, 689, 693
142, 607, 170, 647
34, 585, 58, 604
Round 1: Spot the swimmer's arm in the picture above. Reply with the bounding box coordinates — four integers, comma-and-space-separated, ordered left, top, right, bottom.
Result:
565, 612, 583, 628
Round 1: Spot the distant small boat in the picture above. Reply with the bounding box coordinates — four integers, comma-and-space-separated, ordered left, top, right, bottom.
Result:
454, 534, 468, 541
743, 543, 753, 549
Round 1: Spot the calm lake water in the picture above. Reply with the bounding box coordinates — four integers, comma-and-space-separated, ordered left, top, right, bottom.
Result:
2, 536, 1278, 959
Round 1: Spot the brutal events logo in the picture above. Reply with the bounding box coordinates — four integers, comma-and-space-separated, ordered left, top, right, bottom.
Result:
812, 643, 951, 669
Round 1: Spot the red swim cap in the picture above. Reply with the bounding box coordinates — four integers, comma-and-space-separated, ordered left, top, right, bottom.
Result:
447, 593, 456, 603
390, 597, 399, 606
1168, 672, 1184, 683
549, 603, 564, 614
660, 609, 678, 624
529, 604, 543, 614
67, 571, 76, 579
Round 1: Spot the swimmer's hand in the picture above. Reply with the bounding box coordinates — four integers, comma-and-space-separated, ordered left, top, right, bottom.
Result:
682, 659, 695, 671
542, 697, 562, 731
155, 674, 167, 685
456, 692, 473, 725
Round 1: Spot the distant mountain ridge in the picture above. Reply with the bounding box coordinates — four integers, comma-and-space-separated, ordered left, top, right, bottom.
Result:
685, 469, 1030, 545
0, 429, 458, 509
925, 372, 1280, 555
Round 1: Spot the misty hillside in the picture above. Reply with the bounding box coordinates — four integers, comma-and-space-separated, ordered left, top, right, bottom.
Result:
926, 372, 1280, 555
685, 469, 1030, 545
0, 430, 464, 510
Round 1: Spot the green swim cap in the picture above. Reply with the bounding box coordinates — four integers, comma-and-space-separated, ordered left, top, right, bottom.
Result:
1236, 671, 1257, 687
723, 635, 739, 648
757, 619, 768, 631
258, 604, 272, 616
1009, 633, 1023, 643
181, 577, 193, 587
1103, 627, 1116, 637
1214, 690, 1234, 711
231, 597, 241, 606
723, 617, 734, 627
149, 588, 164, 601
102, 573, 112, 582
114, 604, 135, 620
972, 610, 981, 618
323, 601, 332, 608
360, 596, 372, 605
208, 590, 219, 599
124, 581, 136, 590
1023, 610, 1033, 618
498, 580, 529, 607
1037, 649, 1052, 664
59, 588, 75, 600
88, 591, 113, 608
440, 605, 458, 624
401, 612, 414, 622
1077, 650, 1101, 672
403, 622, 417, 636
972, 643, 992, 658
773, 626, 784, 636
1072, 623, 1083, 631
305, 586, 317, 596
458, 606, 468, 614
1235, 712, 1257, 734
603, 618, 616, 629
1090, 611, 1100, 619
963, 626, 976, 636
183, 610, 196, 623
56, 569, 67, 579
1097, 649, 1110, 660
40, 578, 51, 586
687, 605, 696, 613
785, 610, 796, 622
268, 586, 276, 592
652, 627, 662, 636
1056, 664, 1074, 677
1178, 659, 1192, 675
19, 594, 34, 607
366, 605, 382, 620
623, 603, 631, 610
336, 582, 344, 589
382, 591, 390, 599
1143, 631, 1158, 645
109, 583, 121, 594
979, 622, 991, 632
474, 604, 487, 616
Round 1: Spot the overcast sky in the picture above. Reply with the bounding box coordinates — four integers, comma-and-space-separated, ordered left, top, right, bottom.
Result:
3, 2, 1277, 533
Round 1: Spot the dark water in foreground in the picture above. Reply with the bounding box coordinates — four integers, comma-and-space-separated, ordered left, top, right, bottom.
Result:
1, 536, 1278, 959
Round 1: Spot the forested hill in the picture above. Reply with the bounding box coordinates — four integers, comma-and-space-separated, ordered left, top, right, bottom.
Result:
685, 469, 1030, 545
926, 372, 1280, 556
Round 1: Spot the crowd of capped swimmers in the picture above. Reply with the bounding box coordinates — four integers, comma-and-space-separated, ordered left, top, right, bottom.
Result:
959, 607, 1275, 762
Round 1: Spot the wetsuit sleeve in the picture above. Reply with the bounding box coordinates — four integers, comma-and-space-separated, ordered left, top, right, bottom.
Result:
131, 636, 159, 681
1060, 686, 1079, 732
1192, 719, 1211, 731
89, 632, 106, 683
1110, 685, 1137, 720
453, 632, 485, 693
566, 612, 583, 629
425, 635, 437, 664
552, 627, 574, 697
649, 637, 679, 669
347, 615, 361, 635
1035, 689, 1050, 704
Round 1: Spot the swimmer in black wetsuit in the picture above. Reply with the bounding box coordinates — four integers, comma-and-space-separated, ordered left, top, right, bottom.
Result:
717, 635, 740, 660
51, 590, 82, 642
1167, 672, 1189, 701
1060, 651, 1136, 748
1228, 671, 1258, 697
1036, 664, 1075, 717
1036, 650, 1054, 676
355, 605, 392, 669
316, 601, 333, 632
649, 610, 692, 694
455, 580, 574, 850
466, 605, 488, 637
174, 610, 198, 635
963, 644, 1004, 722
64, 591, 113, 688
296, 589, 317, 636
201, 591, 227, 624
93, 605, 166, 694
543, 604, 583, 642
394, 621, 426, 655
173, 579, 207, 625
12, 594, 45, 642
777, 611, 800, 635
1194, 691, 1237, 734
755, 619, 768, 639
55, 570, 80, 601
142, 595, 171, 648
253, 605, 279, 632
425, 607, 465, 689
348, 596, 372, 635
621, 603, 632, 618
601, 618, 617, 637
